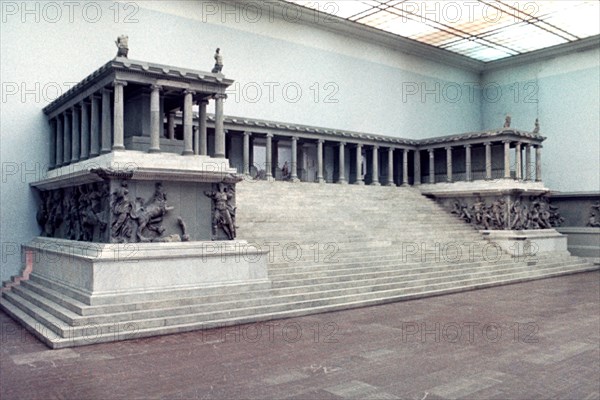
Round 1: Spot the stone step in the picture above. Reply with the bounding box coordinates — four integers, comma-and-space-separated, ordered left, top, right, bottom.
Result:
7, 259, 587, 328
1, 262, 595, 348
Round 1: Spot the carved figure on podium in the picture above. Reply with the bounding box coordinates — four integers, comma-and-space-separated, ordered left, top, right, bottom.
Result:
115, 35, 129, 58
503, 115, 511, 128
111, 181, 135, 242
134, 182, 174, 242
471, 197, 492, 230
205, 183, 236, 240
587, 201, 600, 227
212, 48, 223, 73
490, 198, 506, 229
450, 200, 471, 223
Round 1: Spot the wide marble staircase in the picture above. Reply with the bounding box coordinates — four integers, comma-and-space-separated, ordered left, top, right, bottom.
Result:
1, 181, 596, 348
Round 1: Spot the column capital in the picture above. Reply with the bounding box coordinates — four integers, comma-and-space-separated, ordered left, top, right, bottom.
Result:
515, 141, 523, 147
150, 84, 163, 91
89, 93, 101, 101
464, 144, 472, 149
213, 93, 228, 100
266, 133, 274, 138
198, 98, 210, 105
535, 144, 543, 149
79, 99, 90, 107
372, 145, 379, 150
318, 139, 325, 144
243, 131, 252, 137
484, 141, 492, 146
291, 135, 299, 141
102, 87, 113, 94
356, 143, 362, 148
71, 104, 80, 111
112, 79, 128, 87
427, 148, 434, 154
339, 141, 346, 147
388, 146, 394, 153
502, 139, 512, 144
183, 89, 196, 96
403, 148, 409, 153
445, 146, 452, 151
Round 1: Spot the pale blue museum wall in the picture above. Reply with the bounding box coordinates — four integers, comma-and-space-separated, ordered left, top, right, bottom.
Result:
0, 1, 483, 282
481, 48, 600, 192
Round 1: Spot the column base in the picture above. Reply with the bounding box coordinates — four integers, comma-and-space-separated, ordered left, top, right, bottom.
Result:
181, 151, 194, 156
354, 181, 364, 185
386, 182, 396, 187
401, 183, 409, 187
112, 146, 125, 151
371, 182, 381, 186
148, 148, 161, 154
100, 149, 111, 155
338, 180, 348, 185
291, 177, 300, 183
70, 158, 79, 164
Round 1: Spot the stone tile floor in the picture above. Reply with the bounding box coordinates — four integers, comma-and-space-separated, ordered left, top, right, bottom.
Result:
1, 271, 599, 400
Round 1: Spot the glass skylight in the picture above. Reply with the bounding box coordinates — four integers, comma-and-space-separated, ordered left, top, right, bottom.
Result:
286, 0, 600, 62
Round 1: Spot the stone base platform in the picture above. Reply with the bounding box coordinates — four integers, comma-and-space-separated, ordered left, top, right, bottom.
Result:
0, 237, 270, 348
482, 229, 570, 258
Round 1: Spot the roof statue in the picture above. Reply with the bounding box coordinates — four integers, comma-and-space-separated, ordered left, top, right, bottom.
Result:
503, 115, 511, 128
212, 48, 223, 74
533, 118, 540, 134
115, 35, 129, 58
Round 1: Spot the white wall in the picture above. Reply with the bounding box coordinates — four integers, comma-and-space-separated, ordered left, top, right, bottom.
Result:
481, 47, 600, 192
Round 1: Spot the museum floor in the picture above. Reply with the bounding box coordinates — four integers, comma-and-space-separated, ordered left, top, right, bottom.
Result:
1, 271, 598, 400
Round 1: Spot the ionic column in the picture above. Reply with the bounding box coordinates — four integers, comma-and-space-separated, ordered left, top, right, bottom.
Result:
339, 142, 347, 184
414, 150, 421, 186
80, 101, 90, 160
149, 84, 162, 153
525, 144, 532, 181
446, 146, 453, 183
265, 134, 273, 180
317, 139, 325, 184
535, 145, 542, 182
56, 116, 63, 168
198, 100, 208, 155
371, 145, 380, 186
90, 95, 100, 157
214, 94, 227, 158
167, 112, 175, 140
63, 111, 71, 165
402, 149, 409, 187
291, 136, 299, 182
484, 142, 492, 180
180, 90, 195, 155
49, 119, 57, 169
515, 142, 522, 180
503, 140, 511, 179
242, 131, 251, 175
428, 149, 435, 184
386, 147, 394, 186
71, 105, 80, 163
465, 144, 472, 182
112, 80, 127, 151
355, 144, 364, 185
101, 88, 112, 154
